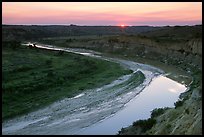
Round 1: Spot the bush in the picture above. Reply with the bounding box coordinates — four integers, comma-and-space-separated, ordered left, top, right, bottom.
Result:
151, 107, 169, 118
118, 127, 125, 134
185, 108, 189, 114
174, 100, 184, 109
166, 124, 171, 129
133, 118, 156, 132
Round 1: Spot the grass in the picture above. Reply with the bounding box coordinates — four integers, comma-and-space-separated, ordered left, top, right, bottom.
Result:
2, 42, 132, 121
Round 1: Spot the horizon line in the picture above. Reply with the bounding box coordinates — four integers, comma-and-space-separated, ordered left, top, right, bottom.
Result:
2, 24, 202, 27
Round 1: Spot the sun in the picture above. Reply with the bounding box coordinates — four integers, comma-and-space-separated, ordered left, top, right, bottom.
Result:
120, 24, 125, 27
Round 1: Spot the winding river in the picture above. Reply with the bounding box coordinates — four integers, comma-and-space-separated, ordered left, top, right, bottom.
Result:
2, 43, 188, 135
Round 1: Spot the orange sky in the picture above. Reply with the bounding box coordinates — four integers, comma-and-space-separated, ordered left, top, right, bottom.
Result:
2, 2, 202, 26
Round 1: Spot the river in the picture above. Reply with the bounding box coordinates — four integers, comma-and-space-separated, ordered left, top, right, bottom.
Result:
2, 43, 187, 135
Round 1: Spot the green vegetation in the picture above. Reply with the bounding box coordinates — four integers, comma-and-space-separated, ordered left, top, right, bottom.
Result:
166, 124, 171, 129
2, 40, 21, 50
185, 109, 189, 114
174, 100, 184, 109
118, 127, 126, 135
132, 118, 156, 132
151, 107, 169, 118
2, 42, 132, 121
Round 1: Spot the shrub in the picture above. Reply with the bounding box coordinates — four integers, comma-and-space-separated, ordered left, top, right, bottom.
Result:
118, 127, 125, 134
166, 124, 171, 129
185, 108, 189, 114
174, 100, 184, 109
133, 118, 156, 132
151, 107, 169, 118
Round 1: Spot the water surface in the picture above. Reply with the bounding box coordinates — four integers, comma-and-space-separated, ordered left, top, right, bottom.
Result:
77, 76, 187, 135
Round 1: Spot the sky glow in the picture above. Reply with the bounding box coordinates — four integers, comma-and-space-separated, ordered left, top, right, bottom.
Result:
2, 2, 202, 26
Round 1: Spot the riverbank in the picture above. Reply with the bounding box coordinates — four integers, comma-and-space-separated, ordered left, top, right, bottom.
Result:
2, 42, 132, 121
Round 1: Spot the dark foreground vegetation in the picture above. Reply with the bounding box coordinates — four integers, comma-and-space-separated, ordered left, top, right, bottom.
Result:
2, 41, 131, 121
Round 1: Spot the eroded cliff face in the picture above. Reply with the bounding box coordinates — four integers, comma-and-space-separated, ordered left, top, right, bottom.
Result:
137, 38, 202, 68
77, 35, 202, 69
185, 39, 202, 55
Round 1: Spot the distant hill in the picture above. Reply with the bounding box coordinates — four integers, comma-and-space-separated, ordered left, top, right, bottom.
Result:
140, 25, 202, 40
2, 25, 161, 41
2, 24, 201, 42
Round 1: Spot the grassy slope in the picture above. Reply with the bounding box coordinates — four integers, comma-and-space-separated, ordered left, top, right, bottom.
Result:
2, 44, 132, 121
